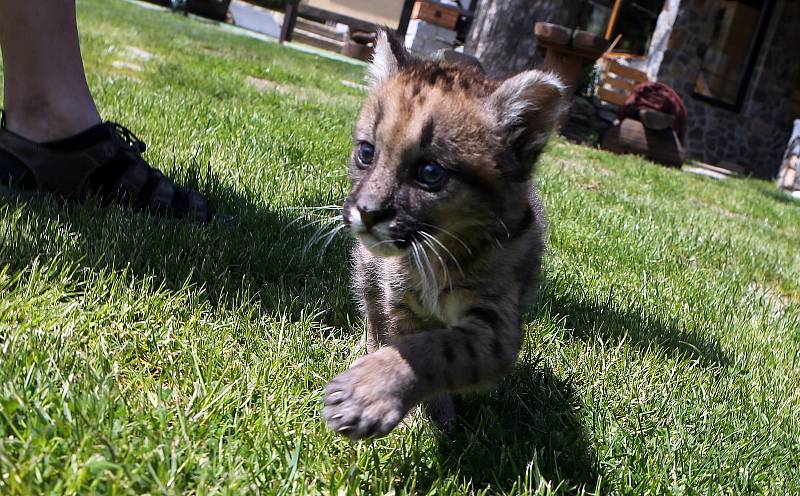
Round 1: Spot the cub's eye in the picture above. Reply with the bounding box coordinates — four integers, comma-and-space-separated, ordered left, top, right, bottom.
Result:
356, 142, 375, 168
416, 162, 447, 190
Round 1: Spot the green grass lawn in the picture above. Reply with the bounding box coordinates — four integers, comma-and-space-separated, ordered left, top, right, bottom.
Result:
2, 0, 799, 493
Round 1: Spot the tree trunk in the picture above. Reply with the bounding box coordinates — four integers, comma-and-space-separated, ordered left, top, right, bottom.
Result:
466, 0, 583, 77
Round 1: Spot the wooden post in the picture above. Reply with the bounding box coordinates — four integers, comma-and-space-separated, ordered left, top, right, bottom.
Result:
280, 0, 300, 44
604, 0, 622, 40
397, 0, 416, 37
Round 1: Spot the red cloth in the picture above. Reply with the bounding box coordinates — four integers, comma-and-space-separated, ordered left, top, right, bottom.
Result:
619, 81, 687, 144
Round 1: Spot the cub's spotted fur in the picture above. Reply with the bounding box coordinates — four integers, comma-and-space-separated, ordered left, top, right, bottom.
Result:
323, 31, 565, 439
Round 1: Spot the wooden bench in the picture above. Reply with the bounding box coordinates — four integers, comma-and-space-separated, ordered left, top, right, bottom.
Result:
280, 0, 415, 44
596, 58, 685, 166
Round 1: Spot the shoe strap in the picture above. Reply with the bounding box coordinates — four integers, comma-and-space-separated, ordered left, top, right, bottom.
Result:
0, 125, 119, 199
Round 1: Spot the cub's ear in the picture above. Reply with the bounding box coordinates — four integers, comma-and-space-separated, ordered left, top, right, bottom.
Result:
367, 29, 413, 86
486, 70, 566, 170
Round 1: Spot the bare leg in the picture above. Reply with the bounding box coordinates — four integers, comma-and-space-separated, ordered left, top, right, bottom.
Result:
0, 0, 210, 221
0, 0, 101, 142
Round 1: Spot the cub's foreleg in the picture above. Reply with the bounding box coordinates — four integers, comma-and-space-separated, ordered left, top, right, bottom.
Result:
322, 305, 521, 439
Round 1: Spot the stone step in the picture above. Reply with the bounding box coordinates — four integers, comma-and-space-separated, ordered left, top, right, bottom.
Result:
294, 18, 346, 40
292, 29, 345, 53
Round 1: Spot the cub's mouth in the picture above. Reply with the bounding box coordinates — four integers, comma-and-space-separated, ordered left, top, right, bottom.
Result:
355, 231, 410, 257
342, 202, 410, 257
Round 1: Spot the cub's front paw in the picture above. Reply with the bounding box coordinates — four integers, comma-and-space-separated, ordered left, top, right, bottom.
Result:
322, 353, 414, 440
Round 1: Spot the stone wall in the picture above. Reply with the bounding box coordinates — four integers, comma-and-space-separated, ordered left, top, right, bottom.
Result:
652, 0, 800, 178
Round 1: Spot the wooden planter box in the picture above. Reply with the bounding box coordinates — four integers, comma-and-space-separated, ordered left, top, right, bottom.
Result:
411, 1, 459, 30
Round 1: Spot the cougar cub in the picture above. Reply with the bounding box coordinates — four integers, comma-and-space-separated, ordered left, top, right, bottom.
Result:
323, 31, 565, 440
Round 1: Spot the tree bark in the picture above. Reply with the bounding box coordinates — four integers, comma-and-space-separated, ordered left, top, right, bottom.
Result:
466, 0, 584, 77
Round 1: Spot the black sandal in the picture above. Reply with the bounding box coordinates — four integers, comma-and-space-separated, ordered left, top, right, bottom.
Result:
0, 111, 211, 222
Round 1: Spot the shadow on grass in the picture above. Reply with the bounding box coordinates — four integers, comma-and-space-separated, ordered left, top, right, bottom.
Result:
409, 282, 728, 492
431, 359, 599, 493
389, 353, 597, 493
0, 165, 357, 328
0, 166, 727, 493
760, 187, 800, 208
539, 287, 730, 367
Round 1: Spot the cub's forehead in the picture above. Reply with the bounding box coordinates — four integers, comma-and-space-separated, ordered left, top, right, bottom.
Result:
357, 71, 497, 149
382, 63, 496, 108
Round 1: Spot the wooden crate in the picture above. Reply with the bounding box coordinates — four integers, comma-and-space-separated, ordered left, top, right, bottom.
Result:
597, 57, 648, 106
411, 1, 459, 30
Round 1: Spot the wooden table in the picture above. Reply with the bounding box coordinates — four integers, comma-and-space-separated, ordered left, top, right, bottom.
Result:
534, 22, 608, 94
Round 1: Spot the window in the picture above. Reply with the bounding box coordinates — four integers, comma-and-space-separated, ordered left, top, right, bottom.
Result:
579, 0, 665, 56
581, 1, 614, 36
694, 0, 776, 110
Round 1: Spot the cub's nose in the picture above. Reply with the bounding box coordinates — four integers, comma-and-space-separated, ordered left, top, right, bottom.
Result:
356, 203, 394, 229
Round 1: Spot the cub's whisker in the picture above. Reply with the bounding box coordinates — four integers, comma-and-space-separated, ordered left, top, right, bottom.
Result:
301, 212, 346, 257
496, 217, 511, 239
420, 235, 451, 292
412, 239, 438, 300
418, 230, 463, 279
317, 223, 347, 261
408, 242, 425, 292
365, 238, 404, 250
283, 211, 342, 236
287, 204, 343, 212
419, 222, 472, 256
